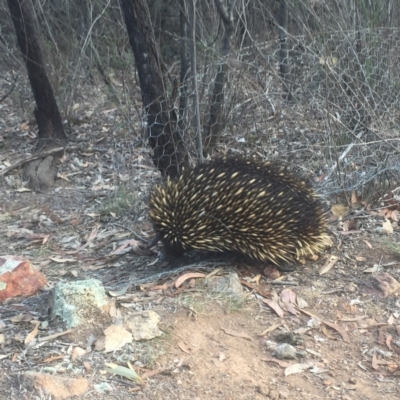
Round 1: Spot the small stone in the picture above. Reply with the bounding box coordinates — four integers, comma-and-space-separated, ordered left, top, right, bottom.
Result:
51, 279, 108, 328
23, 372, 89, 399
124, 310, 162, 341
344, 283, 357, 292
0, 256, 47, 301
268, 389, 280, 400
71, 347, 86, 361
272, 343, 298, 360
263, 266, 281, 280
206, 272, 243, 297
279, 390, 289, 399
275, 332, 304, 346
348, 377, 357, 384
94, 382, 113, 393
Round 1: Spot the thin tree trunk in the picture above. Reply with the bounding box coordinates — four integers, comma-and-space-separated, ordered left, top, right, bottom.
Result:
119, 0, 187, 177
204, 0, 236, 155
278, 0, 292, 100
178, 0, 189, 128
7, 0, 67, 190
189, 0, 203, 162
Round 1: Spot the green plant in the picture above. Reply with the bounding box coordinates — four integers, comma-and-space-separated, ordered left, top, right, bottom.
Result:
100, 186, 138, 216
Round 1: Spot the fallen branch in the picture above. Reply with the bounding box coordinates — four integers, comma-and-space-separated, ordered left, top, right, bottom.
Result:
0, 79, 17, 103
0, 146, 65, 176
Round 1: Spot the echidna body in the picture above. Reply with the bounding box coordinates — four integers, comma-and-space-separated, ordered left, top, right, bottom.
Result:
149, 158, 329, 265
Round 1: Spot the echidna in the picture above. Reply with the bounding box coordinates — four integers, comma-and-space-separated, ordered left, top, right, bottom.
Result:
148, 157, 329, 266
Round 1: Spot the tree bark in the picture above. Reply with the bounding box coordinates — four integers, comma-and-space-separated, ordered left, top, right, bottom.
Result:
178, 0, 189, 127
204, 0, 236, 155
278, 0, 292, 100
7, 0, 67, 190
189, 0, 203, 162
119, 0, 187, 177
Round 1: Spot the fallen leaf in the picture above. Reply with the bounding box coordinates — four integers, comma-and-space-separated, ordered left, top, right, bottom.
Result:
378, 326, 387, 344
71, 347, 86, 361
371, 353, 379, 370
363, 264, 380, 274
321, 325, 335, 340
178, 341, 192, 354
109, 239, 148, 256
386, 335, 394, 351
141, 368, 167, 380
364, 241, 373, 249
49, 257, 76, 263
284, 362, 313, 376
280, 288, 296, 304
147, 282, 174, 291
250, 274, 262, 285
175, 272, 206, 288
296, 297, 309, 309
108, 299, 118, 318
297, 308, 350, 342
42, 206, 64, 224
221, 328, 252, 341
260, 356, 292, 368
286, 305, 301, 316
341, 219, 356, 231
104, 325, 133, 352
42, 355, 64, 363
382, 219, 394, 234
105, 363, 142, 383
331, 204, 349, 219
379, 208, 390, 217
258, 323, 282, 336
10, 314, 31, 324
24, 323, 39, 345
319, 255, 338, 275
14, 188, 32, 192
87, 226, 99, 243
82, 361, 92, 373
387, 364, 399, 373
204, 268, 223, 279
260, 298, 284, 317
351, 191, 359, 204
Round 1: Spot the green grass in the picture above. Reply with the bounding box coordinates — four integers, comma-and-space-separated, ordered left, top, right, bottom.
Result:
99, 186, 138, 216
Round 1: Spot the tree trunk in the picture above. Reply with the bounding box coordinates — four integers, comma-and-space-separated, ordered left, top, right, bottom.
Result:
189, 0, 203, 162
7, 0, 67, 190
178, 0, 189, 128
278, 0, 292, 100
119, 0, 187, 178
204, 0, 236, 156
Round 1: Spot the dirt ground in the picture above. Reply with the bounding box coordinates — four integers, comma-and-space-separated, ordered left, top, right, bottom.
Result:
1, 81, 400, 400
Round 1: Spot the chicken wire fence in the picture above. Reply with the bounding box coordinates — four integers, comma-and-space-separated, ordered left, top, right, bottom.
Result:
145, 27, 400, 203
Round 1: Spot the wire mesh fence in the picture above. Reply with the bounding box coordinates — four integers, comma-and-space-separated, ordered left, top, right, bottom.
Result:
145, 27, 400, 204
1, 0, 400, 204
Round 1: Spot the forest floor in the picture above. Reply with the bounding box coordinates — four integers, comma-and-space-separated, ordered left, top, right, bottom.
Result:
1, 79, 400, 400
